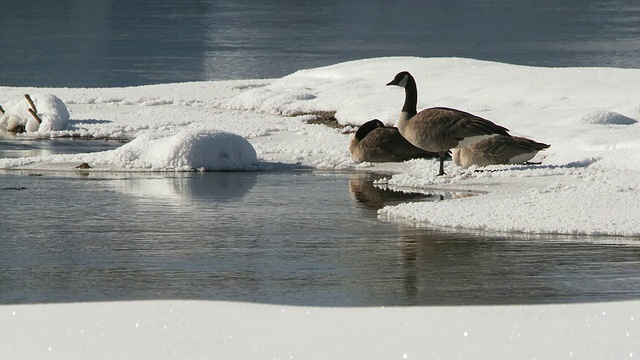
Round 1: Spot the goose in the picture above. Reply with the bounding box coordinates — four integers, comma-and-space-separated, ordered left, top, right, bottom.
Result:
350, 119, 440, 163
453, 135, 550, 168
386, 71, 510, 176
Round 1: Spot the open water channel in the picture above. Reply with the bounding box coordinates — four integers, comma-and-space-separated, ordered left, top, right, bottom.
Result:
1, 139, 639, 306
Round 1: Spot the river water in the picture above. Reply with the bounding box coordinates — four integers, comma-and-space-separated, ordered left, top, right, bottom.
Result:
1, 170, 639, 306
1, 0, 639, 87
1, 0, 640, 306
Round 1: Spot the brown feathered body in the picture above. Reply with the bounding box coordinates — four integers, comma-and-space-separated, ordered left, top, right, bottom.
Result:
453, 135, 550, 168
387, 71, 510, 175
350, 119, 439, 162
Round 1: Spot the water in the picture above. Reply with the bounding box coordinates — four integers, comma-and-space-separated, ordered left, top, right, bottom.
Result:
0, 133, 124, 158
1, 0, 639, 87
1, 170, 639, 306
2, 1, 640, 306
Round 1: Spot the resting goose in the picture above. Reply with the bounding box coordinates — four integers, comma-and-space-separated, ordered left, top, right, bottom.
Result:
350, 119, 440, 163
453, 135, 550, 168
386, 71, 510, 176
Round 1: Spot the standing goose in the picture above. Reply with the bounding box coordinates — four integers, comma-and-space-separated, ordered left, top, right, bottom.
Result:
350, 119, 440, 163
386, 71, 510, 176
453, 135, 550, 168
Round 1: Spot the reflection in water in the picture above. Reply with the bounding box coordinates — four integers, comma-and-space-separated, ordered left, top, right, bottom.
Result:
109, 172, 258, 205
348, 173, 433, 211
348, 172, 478, 212
349, 173, 640, 305
179, 172, 258, 202
398, 227, 640, 305
1, 170, 639, 306
0, 136, 123, 159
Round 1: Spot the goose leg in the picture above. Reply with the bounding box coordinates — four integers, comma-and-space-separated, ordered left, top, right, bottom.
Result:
438, 151, 447, 176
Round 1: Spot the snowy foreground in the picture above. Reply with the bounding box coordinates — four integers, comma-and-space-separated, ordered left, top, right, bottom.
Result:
2, 57, 640, 358
2, 300, 638, 359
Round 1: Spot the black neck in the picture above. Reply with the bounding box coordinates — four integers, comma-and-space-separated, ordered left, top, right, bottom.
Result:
402, 76, 418, 117
355, 120, 381, 140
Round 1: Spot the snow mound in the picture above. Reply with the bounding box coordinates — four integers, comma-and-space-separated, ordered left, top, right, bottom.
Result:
577, 110, 637, 125
104, 129, 258, 171
223, 57, 405, 124
0, 93, 70, 132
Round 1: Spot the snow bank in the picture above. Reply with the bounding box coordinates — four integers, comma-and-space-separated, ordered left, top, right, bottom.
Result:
0, 127, 259, 172
1, 300, 638, 360
577, 110, 638, 125
379, 166, 640, 236
0, 93, 69, 132
224, 57, 405, 124
98, 129, 259, 171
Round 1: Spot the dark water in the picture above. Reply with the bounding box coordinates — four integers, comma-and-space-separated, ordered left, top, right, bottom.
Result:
1, 170, 639, 306
1, 0, 640, 87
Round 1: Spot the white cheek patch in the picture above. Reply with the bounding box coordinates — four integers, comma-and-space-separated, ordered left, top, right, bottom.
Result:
397, 75, 408, 88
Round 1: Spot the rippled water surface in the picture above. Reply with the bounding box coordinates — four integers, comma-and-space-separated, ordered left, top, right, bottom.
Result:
0, 134, 124, 158
1, 0, 640, 87
1, 170, 639, 306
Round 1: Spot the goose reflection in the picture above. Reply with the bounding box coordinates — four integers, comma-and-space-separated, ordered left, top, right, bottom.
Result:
348, 173, 471, 211
396, 227, 640, 305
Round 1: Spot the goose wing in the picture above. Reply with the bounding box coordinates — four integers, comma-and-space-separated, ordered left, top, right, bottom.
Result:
430, 107, 510, 139
470, 135, 549, 157
458, 135, 550, 166
354, 127, 439, 162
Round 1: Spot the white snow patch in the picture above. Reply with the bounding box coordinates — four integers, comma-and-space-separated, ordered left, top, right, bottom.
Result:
0, 93, 70, 132
577, 110, 637, 125
101, 128, 259, 171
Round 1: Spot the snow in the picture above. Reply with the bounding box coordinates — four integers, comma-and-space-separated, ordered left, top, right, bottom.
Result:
99, 129, 258, 171
0, 93, 70, 132
2, 300, 638, 359
2, 57, 640, 358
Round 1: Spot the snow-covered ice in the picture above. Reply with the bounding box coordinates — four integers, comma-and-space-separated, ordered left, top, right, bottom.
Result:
2, 57, 640, 358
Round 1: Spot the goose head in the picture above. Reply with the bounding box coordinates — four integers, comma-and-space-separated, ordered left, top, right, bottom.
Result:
354, 119, 385, 141
386, 71, 412, 88
386, 71, 418, 124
